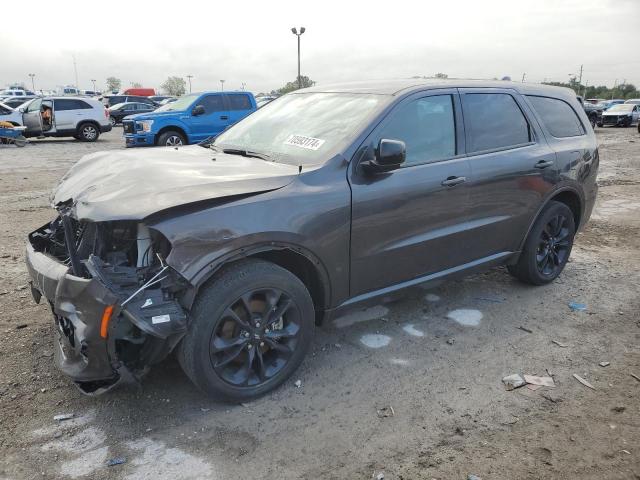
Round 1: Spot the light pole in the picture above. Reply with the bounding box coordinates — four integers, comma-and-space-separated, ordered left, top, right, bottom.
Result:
241, 82, 246, 91
290, 27, 306, 89
91, 79, 97, 93
28, 73, 36, 92
220, 80, 225, 92
186, 75, 193, 93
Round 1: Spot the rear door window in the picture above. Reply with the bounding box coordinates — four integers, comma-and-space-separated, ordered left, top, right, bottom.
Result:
527, 96, 585, 138
226, 94, 253, 111
54, 99, 92, 111
376, 94, 457, 166
461, 93, 531, 153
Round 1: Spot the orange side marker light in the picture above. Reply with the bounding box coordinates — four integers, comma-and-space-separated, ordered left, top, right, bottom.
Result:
100, 305, 115, 339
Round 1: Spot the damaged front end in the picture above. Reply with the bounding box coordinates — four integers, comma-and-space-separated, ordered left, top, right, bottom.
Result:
26, 209, 190, 395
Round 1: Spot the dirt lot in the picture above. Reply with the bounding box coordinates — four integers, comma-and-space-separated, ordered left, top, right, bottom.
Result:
0, 126, 638, 480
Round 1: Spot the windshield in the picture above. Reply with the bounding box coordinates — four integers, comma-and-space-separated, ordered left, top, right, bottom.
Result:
608, 104, 633, 112
214, 92, 388, 165
155, 94, 197, 112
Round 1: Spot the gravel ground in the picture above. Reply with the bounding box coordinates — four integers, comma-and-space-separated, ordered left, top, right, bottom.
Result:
0, 126, 639, 480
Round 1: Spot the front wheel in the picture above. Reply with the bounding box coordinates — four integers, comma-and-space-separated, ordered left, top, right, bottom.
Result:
508, 201, 576, 285
157, 130, 185, 147
178, 260, 315, 401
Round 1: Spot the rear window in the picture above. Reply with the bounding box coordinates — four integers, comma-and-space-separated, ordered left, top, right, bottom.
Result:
527, 96, 585, 138
462, 93, 531, 153
226, 94, 252, 111
54, 99, 93, 111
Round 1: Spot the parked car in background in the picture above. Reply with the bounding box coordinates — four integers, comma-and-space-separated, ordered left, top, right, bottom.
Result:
2, 97, 37, 109
256, 95, 278, 108
0, 88, 33, 97
585, 98, 606, 105
624, 98, 640, 105
0, 102, 23, 125
108, 102, 156, 125
101, 95, 158, 108
582, 102, 603, 127
148, 95, 174, 103
159, 97, 178, 105
20, 97, 111, 141
123, 88, 156, 96
600, 103, 640, 127
123, 91, 257, 147
25, 80, 598, 399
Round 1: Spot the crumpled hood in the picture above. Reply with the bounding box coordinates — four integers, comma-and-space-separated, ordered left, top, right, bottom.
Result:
52, 146, 299, 221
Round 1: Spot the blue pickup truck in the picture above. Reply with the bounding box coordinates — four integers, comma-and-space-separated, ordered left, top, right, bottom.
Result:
122, 91, 257, 147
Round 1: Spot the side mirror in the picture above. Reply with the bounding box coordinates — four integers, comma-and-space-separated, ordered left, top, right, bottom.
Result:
361, 139, 406, 173
192, 105, 205, 116
19, 108, 25, 113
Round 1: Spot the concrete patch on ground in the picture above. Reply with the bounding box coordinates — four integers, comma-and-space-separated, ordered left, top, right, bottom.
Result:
389, 358, 411, 366
402, 324, 425, 337
446, 309, 483, 326
360, 334, 391, 348
60, 446, 109, 478
124, 437, 215, 480
333, 305, 389, 328
424, 293, 441, 302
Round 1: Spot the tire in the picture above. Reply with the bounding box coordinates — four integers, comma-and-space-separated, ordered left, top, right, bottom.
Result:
597, 122, 603, 128
508, 201, 576, 286
77, 122, 100, 142
109, 116, 117, 127
178, 259, 315, 401
589, 114, 597, 129
157, 130, 185, 147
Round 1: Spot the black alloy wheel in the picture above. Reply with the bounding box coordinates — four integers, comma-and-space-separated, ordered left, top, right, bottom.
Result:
508, 201, 576, 285
178, 259, 314, 401
535, 213, 572, 277
210, 288, 302, 387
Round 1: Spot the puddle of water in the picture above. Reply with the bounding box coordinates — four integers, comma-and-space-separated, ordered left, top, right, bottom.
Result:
446, 309, 483, 326
360, 334, 391, 348
424, 293, 441, 303
334, 305, 389, 328
402, 324, 424, 337
389, 358, 411, 366
125, 438, 215, 480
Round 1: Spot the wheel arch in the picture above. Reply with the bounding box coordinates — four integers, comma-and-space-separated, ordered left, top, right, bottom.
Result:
155, 125, 188, 145
186, 244, 332, 325
517, 187, 583, 253
76, 119, 100, 133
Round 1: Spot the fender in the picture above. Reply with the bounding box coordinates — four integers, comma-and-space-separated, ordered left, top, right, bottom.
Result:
179, 241, 333, 310
516, 184, 584, 253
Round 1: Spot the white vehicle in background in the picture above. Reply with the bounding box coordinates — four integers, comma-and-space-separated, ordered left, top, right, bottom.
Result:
624, 98, 640, 105
0, 102, 24, 125
19, 96, 112, 141
55, 86, 80, 96
0, 89, 31, 97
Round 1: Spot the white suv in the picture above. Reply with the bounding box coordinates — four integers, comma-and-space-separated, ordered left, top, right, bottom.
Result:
20, 97, 112, 142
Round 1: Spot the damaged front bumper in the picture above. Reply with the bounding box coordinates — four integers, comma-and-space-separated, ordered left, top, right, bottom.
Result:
26, 220, 189, 395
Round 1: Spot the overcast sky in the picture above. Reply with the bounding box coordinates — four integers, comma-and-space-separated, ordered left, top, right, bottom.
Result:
2, 0, 638, 94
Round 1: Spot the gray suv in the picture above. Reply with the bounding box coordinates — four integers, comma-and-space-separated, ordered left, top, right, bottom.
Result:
26, 80, 598, 400
21, 97, 112, 141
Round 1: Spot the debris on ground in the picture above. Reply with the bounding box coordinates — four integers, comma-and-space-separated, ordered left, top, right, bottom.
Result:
468, 475, 483, 480
15, 324, 28, 329
106, 457, 127, 467
53, 413, 74, 421
517, 326, 533, 333
599, 361, 610, 367
552, 340, 569, 348
446, 338, 455, 345
502, 374, 526, 390
568, 302, 587, 312
377, 406, 395, 418
374, 473, 385, 480
474, 296, 504, 303
573, 374, 596, 390
631, 373, 640, 383
523, 375, 555, 387
294, 379, 302, 388
612, 406, 626, 413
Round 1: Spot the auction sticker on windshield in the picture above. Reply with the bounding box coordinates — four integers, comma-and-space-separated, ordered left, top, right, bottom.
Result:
284, 134, 325, 151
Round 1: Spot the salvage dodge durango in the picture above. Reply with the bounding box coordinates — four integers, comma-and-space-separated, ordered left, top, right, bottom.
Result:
26, 80, 598, 400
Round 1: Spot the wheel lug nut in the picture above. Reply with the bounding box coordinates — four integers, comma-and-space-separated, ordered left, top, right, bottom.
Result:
259, 342, 264, 347
265, 328, 270, 333
255, 322, 261, 328
247, 344, 252, 350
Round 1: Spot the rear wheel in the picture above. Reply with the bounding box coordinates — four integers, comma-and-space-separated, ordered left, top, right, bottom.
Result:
157, 130, 185, 147
109, 116, 117, 127
178, 260, 315, 401
77, 123, 100, 142
508, 201, 576, 285
589, 114, 597, 128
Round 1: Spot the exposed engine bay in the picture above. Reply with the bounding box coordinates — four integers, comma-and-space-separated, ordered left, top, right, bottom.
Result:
28, 209, 190, 394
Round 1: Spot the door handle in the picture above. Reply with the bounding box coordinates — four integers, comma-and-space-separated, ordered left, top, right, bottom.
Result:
441, 176, 467, 187
535, 160, 554, 169
220, 115, 229, 120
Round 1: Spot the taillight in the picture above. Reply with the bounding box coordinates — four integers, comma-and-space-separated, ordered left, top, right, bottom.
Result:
104, 108, 109, 118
